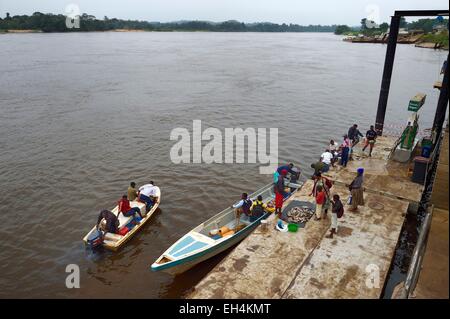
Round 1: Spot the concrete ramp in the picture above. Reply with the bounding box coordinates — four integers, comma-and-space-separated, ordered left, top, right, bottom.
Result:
188, 136, 420, 299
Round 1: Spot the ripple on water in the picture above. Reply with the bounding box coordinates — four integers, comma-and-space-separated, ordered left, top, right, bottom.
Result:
0, 32, 445, 298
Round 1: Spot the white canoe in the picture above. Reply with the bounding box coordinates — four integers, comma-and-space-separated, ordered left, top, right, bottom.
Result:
83, 196, 160, 251
151, 181, 301, 275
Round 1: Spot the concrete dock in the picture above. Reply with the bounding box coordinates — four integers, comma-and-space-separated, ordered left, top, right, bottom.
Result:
189, 136, 423, 299
412, 125, 449, 299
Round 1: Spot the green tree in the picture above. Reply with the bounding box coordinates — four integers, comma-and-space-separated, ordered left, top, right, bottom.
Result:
400, 17, 407, 28
360, 18, 367, 30
334, 25, 351, 35
379, 22, 389, 32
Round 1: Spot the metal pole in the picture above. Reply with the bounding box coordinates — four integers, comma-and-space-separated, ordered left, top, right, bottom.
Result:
432, 53, 449, 139
399, 206, 433, 298
375, 15, 401, 136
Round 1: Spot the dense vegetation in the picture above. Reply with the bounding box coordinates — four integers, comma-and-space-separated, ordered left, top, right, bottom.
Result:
334, 17, 448, 36
0, 12, 336, 32
421, 32, 449, 49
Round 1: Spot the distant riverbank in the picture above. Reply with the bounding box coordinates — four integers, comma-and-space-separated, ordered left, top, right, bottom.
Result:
0, 12, 336, 33
342, 31, 449, 50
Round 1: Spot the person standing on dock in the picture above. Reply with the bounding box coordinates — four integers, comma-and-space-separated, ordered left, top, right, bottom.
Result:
347, 168, 365, 212
309, 172, 332, 217
340, 134, 351, 167
274, 169, 288, 218
348, 124, 363, 146
362, 125, 377, 157
326, 194, 344, 238
314, 185, 325, 221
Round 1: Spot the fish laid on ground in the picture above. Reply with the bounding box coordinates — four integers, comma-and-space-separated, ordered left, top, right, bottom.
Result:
286, 206, 314, 223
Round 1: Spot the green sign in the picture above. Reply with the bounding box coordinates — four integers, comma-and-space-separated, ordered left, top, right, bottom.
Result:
408, 93, 426, 112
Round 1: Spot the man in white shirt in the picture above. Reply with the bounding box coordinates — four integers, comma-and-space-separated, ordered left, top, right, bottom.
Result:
138, 182, 159, 211
321, 149, 334, 170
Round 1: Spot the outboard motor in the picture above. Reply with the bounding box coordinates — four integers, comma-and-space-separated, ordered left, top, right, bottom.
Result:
86, 229, 104, 249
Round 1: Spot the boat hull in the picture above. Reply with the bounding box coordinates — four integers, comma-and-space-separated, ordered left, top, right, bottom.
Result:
151, 180, 303, 275
83, 198, 160, 251
153, 214, 266, 275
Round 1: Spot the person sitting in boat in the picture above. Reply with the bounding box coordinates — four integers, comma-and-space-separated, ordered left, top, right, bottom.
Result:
274, 169, 288, 218
249, 195, 267, 222
127, 182, 138, 201
138, 181, 156, 211
232, 193, 253, 220
273, 163, 297, 183
96, 209, 119, 235
118, 195, 143, 219
147, 184, 161, 206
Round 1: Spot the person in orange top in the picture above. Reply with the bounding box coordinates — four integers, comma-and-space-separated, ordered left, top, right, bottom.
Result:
314, 185, 326, 221
118, 195, 143, 219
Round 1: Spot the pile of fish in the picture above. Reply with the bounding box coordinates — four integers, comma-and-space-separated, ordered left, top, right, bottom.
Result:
286, 206, 314, 224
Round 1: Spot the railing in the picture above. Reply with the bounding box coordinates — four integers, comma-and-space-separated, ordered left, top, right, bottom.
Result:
399, 205, 433, 298
397, 124, 447, 298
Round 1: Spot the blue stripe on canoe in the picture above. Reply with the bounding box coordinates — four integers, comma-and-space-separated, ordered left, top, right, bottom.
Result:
168, 235, 195, 255
151, 215, 264, 271
151, 191, 295, 272
172, 241, 209, 257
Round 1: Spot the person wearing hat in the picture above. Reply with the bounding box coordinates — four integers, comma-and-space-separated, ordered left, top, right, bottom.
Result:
340, 134, 351, 167
274, 169, 288, 218
274, 163, 297, 183
347, 168, 365, 212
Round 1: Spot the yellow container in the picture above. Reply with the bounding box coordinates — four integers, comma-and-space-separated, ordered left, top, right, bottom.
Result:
219, 226, 230, 235
222, 230, 235, 237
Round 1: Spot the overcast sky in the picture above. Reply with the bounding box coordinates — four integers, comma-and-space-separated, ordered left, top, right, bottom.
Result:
0, 0, 448, 25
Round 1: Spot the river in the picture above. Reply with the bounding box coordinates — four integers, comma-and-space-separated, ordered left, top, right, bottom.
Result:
0, 32, 446, 298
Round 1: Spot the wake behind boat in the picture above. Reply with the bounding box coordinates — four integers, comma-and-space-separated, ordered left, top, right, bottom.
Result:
151, 181, 302, 275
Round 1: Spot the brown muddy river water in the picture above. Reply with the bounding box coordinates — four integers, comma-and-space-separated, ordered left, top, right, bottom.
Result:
0, 32, 446, 298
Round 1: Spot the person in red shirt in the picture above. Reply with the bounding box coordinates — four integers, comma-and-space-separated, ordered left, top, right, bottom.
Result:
315, 185, 325, 221
118, 195, 143, 219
